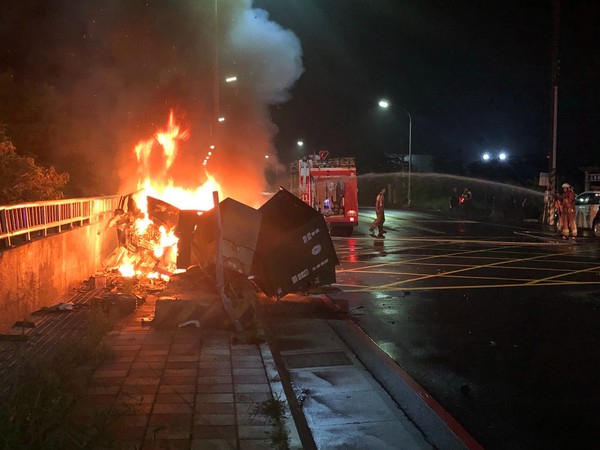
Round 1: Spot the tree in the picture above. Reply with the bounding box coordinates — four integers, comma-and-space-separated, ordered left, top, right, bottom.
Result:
0, 128, 69, 204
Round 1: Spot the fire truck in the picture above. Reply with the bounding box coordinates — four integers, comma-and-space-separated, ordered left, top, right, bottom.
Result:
289, 152, 358, 236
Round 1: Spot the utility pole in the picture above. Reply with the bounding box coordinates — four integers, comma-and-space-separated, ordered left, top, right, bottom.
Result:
548, 0, 560, 225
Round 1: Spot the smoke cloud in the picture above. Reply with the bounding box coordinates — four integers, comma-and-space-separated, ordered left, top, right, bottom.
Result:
0, 0, 303, 206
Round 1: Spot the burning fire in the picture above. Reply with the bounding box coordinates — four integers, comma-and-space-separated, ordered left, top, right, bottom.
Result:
114, 109, 222, 279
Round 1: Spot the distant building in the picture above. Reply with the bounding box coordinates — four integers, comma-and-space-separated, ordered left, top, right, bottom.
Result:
384, 153, 434, 173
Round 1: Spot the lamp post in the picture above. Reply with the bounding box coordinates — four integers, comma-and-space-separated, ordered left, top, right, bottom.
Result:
378, 99, 412, 207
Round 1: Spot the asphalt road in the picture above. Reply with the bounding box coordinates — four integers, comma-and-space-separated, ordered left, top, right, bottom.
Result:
327, 209, 600, 450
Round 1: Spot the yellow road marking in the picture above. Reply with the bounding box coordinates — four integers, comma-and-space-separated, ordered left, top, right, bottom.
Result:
334, 280, 600, 293
526, 264, 600, 285
333, 237, 599, 291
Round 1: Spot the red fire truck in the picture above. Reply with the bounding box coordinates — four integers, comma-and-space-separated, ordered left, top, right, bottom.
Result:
289, 152, 358, 236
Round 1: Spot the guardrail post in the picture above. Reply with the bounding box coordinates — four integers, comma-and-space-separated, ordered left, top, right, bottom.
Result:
0, 209, 9, 247
42, 205, 48, 237
24, 208, 31, 241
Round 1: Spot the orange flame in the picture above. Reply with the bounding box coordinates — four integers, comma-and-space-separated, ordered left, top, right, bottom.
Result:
117, 109, 221, 279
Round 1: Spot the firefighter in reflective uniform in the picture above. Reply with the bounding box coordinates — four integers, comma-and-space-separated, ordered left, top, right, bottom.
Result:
559, 183, 577, 240
369, 188, 386, 237
552, 192, 562, 233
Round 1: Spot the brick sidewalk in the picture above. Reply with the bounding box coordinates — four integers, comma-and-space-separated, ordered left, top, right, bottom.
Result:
83, 297, 284, 450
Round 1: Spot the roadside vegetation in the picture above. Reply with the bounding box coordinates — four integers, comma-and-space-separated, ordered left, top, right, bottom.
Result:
0, 126, 68, 205
253, 393, 290, 450
0, 303, 118, 450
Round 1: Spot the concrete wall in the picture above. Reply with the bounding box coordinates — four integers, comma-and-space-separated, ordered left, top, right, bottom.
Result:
0, 222, 117, 332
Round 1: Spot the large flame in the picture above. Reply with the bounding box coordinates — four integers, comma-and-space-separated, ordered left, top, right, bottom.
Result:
116, 110, 221, 279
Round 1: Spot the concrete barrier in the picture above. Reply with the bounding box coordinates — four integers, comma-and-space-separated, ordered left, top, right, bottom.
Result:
0, 221, 117, 332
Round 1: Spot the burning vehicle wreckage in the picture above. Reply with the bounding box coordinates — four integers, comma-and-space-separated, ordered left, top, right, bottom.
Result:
97, 188, 339, 331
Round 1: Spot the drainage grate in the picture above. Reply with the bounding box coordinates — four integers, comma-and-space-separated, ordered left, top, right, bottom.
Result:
282, 351, 352, 369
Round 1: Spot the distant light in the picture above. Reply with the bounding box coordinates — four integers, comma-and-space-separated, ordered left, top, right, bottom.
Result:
225, 76, 237, 83
297, 140, 304, 147
265, 155, 270, 159
210, 145, 215, 149
208, 151, 212, 156
218, 117, 225, 122
378, 99, 390, 109
499, 152, 507, 161
482, 152, 491, 161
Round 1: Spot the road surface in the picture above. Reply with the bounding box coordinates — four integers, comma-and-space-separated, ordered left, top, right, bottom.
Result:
327, 209, 600, 449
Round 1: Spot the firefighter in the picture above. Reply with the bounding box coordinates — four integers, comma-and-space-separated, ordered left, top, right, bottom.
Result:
369, 188, 386, 237
552, 192, 562, 233
461, 187, 473, 219
449, 187, 460, 216
559, 183, 577, 240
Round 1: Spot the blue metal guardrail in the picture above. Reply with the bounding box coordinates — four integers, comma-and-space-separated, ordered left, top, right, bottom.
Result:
0, 196, 120, 247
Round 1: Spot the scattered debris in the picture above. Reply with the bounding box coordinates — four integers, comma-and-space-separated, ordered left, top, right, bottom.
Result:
89, 275, 107, 289
178, 319, 200, 328
34, 302, 77, 313
295, 386, 310, 406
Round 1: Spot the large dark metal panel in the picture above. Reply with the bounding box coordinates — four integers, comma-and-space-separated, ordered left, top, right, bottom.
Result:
220, 198, 262, 275
252, 188, 339, 298
147, 196, 180, 229
190, 198, 261, 275
175, 210, 203, 269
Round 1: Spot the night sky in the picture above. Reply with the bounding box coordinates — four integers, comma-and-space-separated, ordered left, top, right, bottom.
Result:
255, 0, 600, 178
1, 0, 599, 195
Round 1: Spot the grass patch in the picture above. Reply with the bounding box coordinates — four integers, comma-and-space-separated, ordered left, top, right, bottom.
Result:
0, 303, 118, 450
253, 393, 290, 450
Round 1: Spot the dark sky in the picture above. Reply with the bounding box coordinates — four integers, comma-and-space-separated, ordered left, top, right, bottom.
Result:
0, 0, 598, 194
254, 0, 600, 175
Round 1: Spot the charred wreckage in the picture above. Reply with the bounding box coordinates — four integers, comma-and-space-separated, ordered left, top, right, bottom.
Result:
97, 188, 339, 330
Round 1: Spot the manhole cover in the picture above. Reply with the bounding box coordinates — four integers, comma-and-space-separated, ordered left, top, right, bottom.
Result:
283, 351, 352, 369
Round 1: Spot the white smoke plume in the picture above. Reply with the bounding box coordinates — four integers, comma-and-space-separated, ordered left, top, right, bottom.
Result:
0, 0, 303, 206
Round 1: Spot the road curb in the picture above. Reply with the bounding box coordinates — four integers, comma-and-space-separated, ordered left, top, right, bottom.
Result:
260, 342, 303, 450
320, 294, 484, 450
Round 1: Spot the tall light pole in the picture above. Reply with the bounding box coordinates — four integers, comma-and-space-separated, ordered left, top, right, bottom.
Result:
378, 99, 412, 207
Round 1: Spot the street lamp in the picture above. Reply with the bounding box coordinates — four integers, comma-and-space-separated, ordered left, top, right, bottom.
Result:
378, 98, 412, 207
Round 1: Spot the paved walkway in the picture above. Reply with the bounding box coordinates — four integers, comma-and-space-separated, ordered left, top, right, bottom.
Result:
77, 290, 481, 450
82, 297, 299, 450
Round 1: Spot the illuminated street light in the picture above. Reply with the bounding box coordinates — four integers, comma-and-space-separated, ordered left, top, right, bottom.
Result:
378, 98, 412, 207
225, 76, 237, 83
482, 152, 491, 161
218, 117, 225, 122
498, 152, 507, 161
297, 140, 304, 147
